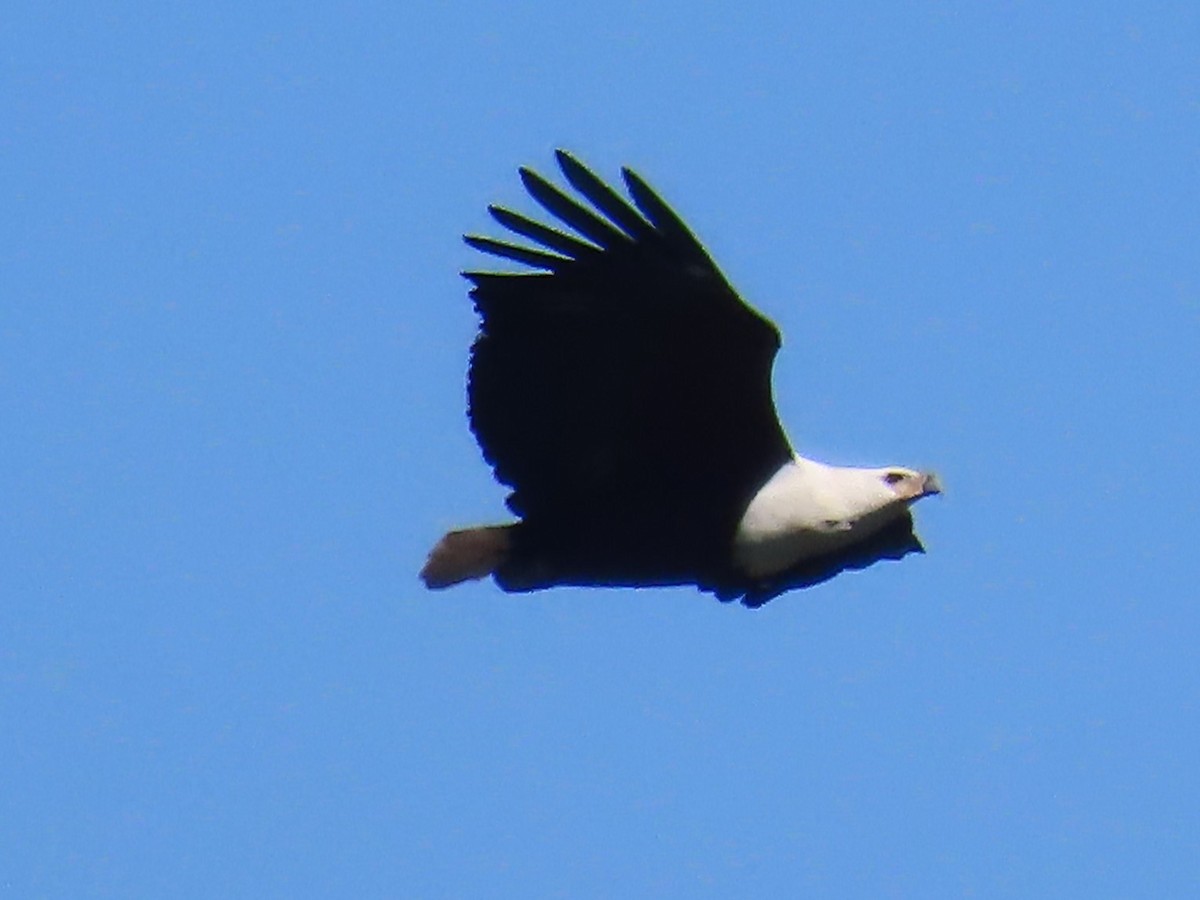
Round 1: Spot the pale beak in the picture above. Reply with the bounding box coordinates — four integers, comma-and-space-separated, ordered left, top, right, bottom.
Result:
921, 472, 943, 496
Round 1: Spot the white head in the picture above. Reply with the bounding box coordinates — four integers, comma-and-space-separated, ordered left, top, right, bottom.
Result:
790, 460, 941, 523
873, 467, 942, 503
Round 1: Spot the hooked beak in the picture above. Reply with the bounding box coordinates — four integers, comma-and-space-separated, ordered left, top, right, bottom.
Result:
921, 472, 943, 497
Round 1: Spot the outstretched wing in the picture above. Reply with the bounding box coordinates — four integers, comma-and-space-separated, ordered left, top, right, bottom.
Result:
465, 151, 793, 577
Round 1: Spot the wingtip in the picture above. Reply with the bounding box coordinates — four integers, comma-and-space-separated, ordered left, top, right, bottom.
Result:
519, 164, 558, 193
620, 165, 655, 204
485, 204, 512, 225
555, 148, 584, 174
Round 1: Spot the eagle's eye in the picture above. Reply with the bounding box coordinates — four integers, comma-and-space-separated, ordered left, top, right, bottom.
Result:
883, 471, 906, 485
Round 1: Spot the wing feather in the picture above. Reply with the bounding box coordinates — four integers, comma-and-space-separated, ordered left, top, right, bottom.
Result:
555, 150, 657, 242
518, 166, 633, 250
462, 235, 570, 271
487, 205, 602, 260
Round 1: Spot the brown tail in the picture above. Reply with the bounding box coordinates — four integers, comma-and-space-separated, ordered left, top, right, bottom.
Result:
420, 525, 513, 589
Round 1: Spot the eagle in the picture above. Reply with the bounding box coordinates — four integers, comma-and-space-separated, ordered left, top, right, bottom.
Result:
421, 151, 940, 607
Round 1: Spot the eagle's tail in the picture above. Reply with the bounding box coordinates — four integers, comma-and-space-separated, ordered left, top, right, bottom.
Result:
420, 525, 513, 589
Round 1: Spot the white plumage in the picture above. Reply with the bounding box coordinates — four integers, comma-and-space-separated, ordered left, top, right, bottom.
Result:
733, 457, 940, 579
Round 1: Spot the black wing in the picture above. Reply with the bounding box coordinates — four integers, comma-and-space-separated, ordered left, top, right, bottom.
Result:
465, 151, 793, 587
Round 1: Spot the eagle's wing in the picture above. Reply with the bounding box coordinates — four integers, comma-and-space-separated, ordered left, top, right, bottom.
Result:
465, 152, 793, 579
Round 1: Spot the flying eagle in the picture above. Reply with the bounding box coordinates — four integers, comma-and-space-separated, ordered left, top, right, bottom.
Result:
421, 151, 940, 607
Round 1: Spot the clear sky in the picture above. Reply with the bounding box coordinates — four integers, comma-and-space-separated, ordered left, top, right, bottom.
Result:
4, 2, 1198, 897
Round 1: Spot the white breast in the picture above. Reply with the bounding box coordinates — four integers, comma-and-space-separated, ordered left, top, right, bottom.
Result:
732, 456, 904, 578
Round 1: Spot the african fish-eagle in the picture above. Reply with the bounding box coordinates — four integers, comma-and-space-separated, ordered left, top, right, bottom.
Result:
421, 151, 940, 607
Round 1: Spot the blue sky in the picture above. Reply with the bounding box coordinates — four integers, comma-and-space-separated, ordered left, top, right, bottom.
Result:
3, 2, 1198, 896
